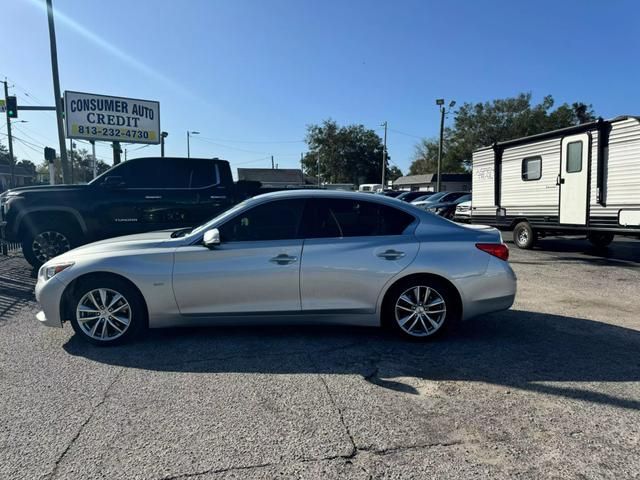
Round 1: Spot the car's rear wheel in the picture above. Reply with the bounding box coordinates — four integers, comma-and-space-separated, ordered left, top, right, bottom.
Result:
68, 276, 146, 345
385, 277, 459, 340
513, 221, 536, 249
22, 222, 79, 269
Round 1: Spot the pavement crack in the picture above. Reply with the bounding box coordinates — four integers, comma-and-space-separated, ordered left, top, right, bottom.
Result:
315, 371, 358, 458
368, 439, 465, 457
45, 368, 125, 480
157, 461, 275, 480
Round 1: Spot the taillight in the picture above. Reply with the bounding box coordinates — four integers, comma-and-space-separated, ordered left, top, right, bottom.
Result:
476, 243, 509, 261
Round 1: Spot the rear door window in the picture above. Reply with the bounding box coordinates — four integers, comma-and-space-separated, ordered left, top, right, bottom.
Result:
310, 199, 414, 238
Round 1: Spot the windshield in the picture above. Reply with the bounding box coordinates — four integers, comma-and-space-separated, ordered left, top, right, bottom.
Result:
421, 192, 447, 203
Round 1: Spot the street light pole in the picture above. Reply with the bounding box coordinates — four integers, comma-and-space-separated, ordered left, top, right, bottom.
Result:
381, 121, 387, 191
187, 130, 199, 158
435, 99, 456, 192
46, 0, 69, 183
161, 131, 168, 157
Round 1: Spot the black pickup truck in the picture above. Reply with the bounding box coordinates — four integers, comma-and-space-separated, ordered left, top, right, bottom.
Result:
0, 157, 237, 268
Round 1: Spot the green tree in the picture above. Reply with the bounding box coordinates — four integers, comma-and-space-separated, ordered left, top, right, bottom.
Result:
301, 119, 390, 185
387, 165, 403, 182
37, 149, 110, 184
409, 93, 596, 174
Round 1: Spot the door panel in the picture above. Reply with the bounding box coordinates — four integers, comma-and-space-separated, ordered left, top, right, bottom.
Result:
173, 240, 303, 315
559, 133, 589, 225
300, 236, 419, 312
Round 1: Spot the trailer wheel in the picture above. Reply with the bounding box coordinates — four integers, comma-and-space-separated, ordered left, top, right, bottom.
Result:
513, 222, 536, 249
588, 232, 614, 248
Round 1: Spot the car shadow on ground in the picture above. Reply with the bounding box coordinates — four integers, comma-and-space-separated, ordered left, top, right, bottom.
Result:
64, 309, 640, 410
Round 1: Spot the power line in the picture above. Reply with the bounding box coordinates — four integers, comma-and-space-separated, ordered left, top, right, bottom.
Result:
389, 128, 424, 140
197, 135, 304, 145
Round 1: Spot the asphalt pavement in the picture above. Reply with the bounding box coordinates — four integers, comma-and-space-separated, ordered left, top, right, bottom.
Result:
1, 235, 639, 479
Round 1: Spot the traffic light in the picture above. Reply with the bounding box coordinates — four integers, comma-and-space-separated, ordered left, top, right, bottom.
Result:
44, 147, 56, 162
6, 96, 17, 118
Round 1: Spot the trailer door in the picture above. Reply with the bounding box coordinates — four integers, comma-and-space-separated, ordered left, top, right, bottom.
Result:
559, 133, 589, 225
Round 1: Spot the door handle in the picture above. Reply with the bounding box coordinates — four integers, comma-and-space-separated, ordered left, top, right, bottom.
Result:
377, 249, 406, 260
269, 254, 298, 265
556, 175, 565, 186
145, 195, 162, 199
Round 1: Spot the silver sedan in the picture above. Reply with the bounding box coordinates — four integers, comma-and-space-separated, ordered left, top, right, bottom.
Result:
35, 190, 516, 345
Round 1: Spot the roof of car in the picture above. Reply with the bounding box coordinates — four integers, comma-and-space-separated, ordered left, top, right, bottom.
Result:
245, 188, 429, 214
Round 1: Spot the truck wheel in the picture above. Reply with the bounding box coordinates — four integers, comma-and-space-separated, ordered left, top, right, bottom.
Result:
21, 222, 80, 269
588, 232, 614, 248
513, 222, 536, 249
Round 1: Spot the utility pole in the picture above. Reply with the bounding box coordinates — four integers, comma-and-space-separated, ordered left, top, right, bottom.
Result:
90, 140, 97, 179
112, 141, 122, 165
271, 155, 274, 169
2, 80, 15, 188
381, 121, 387, 191
435, 99, 456, 192
69, 139, 74, 183
317, 152, 320, 186
46, 0, 69, 183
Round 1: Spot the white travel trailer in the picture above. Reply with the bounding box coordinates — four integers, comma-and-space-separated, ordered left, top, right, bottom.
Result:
471, 116, 640, 248
358, 183, 383, 193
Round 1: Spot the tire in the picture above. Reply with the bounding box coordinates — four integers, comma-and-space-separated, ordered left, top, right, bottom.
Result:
383, 277, 460, 340
21, 221, 80, 269
513, 221, 536, 249
68, 275, 147, 346
588, 232, 614, 248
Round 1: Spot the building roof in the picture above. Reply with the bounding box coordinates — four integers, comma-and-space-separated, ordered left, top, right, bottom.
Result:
0, 164, 34, 177
237, 168, 305, 185
393, 173, 471, 186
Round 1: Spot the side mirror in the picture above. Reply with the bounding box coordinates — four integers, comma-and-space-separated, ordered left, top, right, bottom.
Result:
203, 228, 221, 248
102, 176, 125, 189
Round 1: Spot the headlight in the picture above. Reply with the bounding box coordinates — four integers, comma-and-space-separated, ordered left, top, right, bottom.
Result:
40, 262, 74, 280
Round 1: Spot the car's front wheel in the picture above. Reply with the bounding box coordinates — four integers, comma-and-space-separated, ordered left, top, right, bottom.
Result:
385, 277, 459, 340
22, 222, 79, 269
68, 276, 147, 345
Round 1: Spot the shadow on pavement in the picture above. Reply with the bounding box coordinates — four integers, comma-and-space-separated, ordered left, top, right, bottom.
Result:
506, 235, 640, 267
64, 309, 640, 410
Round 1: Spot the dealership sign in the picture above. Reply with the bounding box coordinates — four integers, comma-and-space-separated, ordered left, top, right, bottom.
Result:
64, 91, 160, 144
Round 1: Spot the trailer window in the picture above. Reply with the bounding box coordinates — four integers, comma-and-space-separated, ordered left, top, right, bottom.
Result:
566, 141, 583, 173
522, 156, 542, 181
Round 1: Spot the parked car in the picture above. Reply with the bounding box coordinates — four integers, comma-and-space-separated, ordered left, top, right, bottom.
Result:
396, 191, 429, 202
377, 190, 403, 198
454, 200, 472, 223
412, 191, 468, 207
409, 192, 438, 204
0, 157, 236, 268
422, 194, 472, 219
35, 190, 516, 345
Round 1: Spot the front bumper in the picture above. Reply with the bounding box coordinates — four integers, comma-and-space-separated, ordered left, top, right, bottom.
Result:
35, 276, 67, 328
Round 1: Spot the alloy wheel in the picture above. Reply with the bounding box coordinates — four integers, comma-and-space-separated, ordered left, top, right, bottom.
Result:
76, 288, 132, 341
32, 231, 71, 263
395, 285, 447, 337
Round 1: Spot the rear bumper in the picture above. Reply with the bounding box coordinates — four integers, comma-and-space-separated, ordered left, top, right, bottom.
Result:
459, 256, 517, 320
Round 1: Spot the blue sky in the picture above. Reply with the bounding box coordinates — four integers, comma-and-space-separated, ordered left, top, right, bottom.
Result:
3, 0, 640, 175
